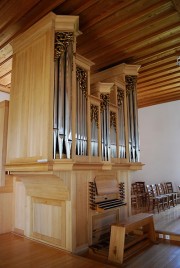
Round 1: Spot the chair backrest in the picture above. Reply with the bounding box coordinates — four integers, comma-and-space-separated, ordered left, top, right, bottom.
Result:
165, 182, 174, 193
131, 183, 137, 195
163, 183, 169, 194
136, 181, 146, 194
156, 183, 165, 195
150, 184, 159, 197
146, 185, 153, 198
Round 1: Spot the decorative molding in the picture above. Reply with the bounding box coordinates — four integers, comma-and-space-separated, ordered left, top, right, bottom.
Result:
91, 63, 140, 85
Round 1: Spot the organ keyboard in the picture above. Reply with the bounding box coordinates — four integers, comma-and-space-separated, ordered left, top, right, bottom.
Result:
89, 177, 126, 212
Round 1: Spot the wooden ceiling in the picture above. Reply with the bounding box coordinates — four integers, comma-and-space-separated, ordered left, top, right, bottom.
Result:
0, 0, 180, 108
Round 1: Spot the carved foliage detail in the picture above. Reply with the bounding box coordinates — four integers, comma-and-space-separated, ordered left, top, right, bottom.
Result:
117, 88, 124, 106
76, 67, 88, 97
126, 75, 137, 95
110, 111, 116, 131
100, 94, 110, 111
54, 32, 74, 59
91, 104, 99, 127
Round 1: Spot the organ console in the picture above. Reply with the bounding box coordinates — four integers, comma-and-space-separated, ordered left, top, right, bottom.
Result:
89, 177, 126, 212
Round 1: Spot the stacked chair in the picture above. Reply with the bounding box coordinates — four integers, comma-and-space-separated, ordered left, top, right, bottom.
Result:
146, 184, 166, 213
131, 181, 146, 209
131, 183, 139, 208
165, 182, 180, 205
131, 181, 180, 213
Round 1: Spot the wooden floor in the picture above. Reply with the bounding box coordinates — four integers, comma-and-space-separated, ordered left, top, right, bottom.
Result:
1, 233, 180, 268
1, 206, 180, 268
0, 233, 114, 268
154, 204, 180, 235
132, 204, 180, 235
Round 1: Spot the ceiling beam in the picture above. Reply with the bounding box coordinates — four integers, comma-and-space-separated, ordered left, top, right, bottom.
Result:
0, 0, 65, 49
172, 0, 180, 13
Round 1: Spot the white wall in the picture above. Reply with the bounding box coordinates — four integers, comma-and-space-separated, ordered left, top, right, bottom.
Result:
0, 92, 10, 101
131, 100, 180, 191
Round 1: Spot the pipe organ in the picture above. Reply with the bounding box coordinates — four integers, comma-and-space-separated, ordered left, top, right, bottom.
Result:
4, 13, 143, 254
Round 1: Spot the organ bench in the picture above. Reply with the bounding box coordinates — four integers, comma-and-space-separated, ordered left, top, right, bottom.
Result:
108, 213, 157, 264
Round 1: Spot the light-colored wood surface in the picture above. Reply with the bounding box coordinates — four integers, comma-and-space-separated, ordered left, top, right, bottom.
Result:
3, 13, 141, 255
0, 175, 13, 193
6, 17, 54, 164
0, 101, 8, 186
108, 213, 156, 264
0, 193, 12, 234
95, 176, 119, 195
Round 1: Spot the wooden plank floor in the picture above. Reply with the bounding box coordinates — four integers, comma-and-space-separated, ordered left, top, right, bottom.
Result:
1, 206, 180, 268
121, 240, 180, 268
1, 233, 180, 268
0, 233, 114, 268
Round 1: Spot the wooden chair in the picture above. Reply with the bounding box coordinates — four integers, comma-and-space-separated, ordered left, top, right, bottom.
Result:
136, 181, 147, 207
163, 183, 176, 207
165, 182, 180, 205
131, 183, 138, 208
146, 184, 164, 213
156, 183, 170, 209
151, 184, 169, 211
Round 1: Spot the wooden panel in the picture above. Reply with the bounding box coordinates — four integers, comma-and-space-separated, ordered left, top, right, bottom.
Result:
6, 23, 54, 163
0, 101, 8, 186
14, 181, 26, 232
0, 193, 12, 234
95, 176, 119, 195
19, 174, 69, 201
0, 175, 13, 193
31, 197, 66, 247
92, 209, 119, 245
75, 172, 89, 250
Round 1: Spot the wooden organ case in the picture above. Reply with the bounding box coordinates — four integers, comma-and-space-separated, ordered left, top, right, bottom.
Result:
4, 12, 143, 254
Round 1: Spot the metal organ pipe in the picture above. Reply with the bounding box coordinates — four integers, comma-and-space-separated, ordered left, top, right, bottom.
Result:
90, 104, 99, 156
100, 94, 110, 161
126, 75, 140, 162
53, 32, 73, 159
76, 67, 88, 156
117, 88, 126, 159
